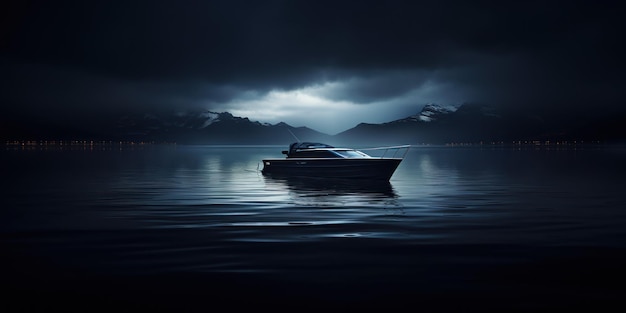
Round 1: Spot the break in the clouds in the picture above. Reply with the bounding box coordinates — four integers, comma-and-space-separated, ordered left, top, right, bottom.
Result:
219, 71, 469, 134
1, 0, 625, 134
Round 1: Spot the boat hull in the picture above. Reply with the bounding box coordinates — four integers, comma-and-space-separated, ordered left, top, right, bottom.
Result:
261, 158, 403, 180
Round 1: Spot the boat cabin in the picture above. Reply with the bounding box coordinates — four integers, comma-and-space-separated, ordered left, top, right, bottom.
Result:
281, 142, 371, 159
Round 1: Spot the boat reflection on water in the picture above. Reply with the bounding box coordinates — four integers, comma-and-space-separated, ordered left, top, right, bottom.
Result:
262, 174, 400, 208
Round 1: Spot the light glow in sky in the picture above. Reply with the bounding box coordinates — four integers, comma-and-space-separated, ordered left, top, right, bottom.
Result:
216, 78, 467, 134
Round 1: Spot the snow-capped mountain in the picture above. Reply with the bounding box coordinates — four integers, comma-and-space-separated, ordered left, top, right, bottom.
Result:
393, 103, 459, 123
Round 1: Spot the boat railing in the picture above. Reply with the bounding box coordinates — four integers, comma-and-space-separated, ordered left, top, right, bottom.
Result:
360, 145, 411, 159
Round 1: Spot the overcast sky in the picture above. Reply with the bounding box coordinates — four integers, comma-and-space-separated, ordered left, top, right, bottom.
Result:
2, 0, 624, 134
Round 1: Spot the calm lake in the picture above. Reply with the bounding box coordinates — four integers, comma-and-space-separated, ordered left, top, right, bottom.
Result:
3, 144, 626, 312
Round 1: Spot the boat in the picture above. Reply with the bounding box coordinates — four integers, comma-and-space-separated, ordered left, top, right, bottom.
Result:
261, 142, 410, 181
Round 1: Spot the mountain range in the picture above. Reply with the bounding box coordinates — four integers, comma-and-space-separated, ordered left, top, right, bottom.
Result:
3, 103, 625, 144
339, 103, 625, 144
113, 111, 332, 144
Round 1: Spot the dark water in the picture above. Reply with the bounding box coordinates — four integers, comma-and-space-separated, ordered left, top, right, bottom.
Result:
3, 145, 626, 312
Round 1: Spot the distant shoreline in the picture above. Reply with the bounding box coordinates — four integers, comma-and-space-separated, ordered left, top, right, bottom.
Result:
4, 139, 623, 151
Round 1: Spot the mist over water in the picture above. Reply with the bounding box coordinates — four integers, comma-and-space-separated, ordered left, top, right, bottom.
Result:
3, 145, 626, 311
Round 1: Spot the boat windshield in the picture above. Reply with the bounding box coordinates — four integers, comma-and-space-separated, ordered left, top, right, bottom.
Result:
332, 150, 371, 158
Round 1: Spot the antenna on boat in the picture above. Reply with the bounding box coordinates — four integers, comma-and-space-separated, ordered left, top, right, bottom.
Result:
287, 128, 301, 142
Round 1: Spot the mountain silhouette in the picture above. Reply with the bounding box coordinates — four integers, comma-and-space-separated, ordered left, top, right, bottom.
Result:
3, 104, 624, 144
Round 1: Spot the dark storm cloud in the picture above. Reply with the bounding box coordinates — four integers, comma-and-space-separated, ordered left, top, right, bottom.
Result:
6, 1, 620, 79
2, 0, 625, 128
308, 70, 432, 104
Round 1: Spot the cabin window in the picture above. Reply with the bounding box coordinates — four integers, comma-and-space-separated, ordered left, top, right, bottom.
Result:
333, 150, 371, 158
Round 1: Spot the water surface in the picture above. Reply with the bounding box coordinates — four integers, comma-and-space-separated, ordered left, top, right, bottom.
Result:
3, 145, 626, 311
